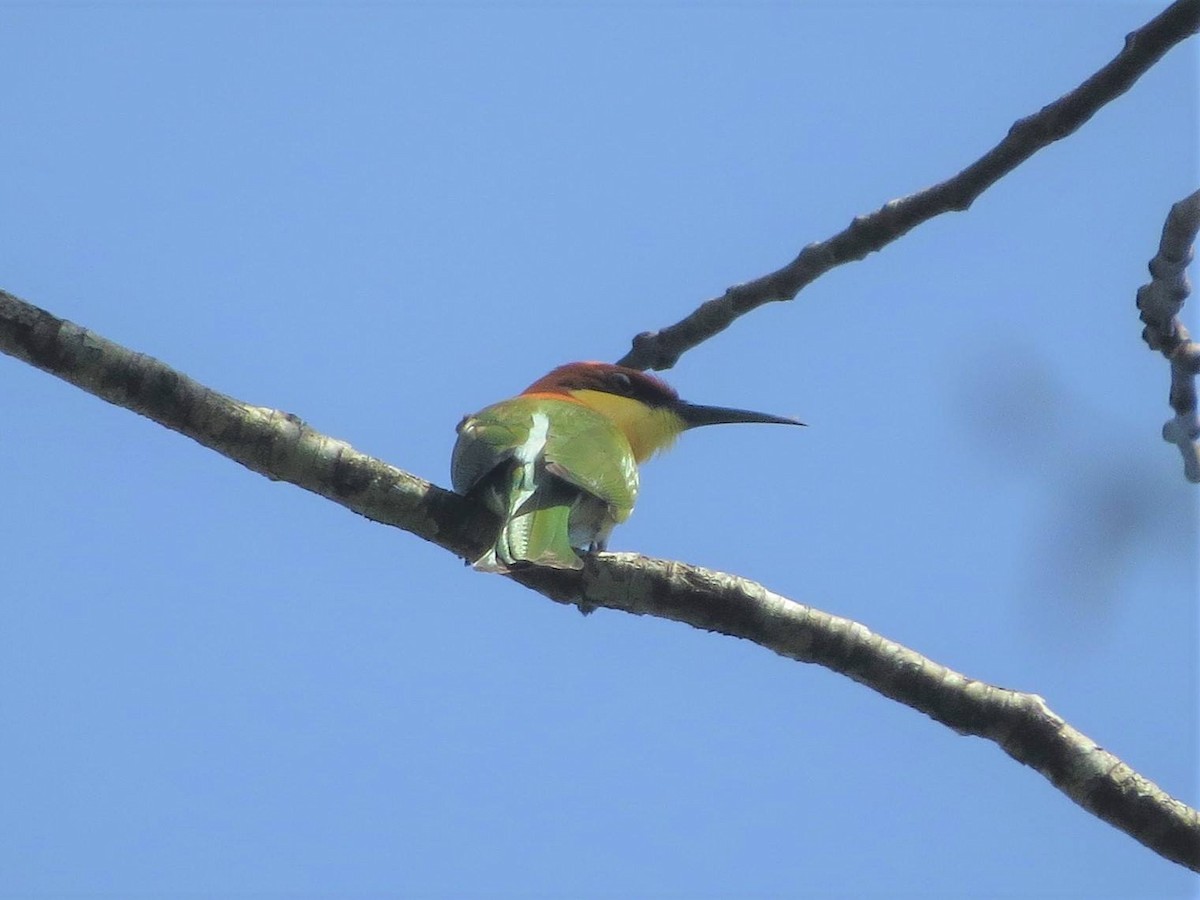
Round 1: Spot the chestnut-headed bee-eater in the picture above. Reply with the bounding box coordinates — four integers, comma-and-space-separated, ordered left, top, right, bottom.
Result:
451, 361, 802, 573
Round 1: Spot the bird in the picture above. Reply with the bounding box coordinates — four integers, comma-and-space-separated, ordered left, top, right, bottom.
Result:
451, 361, 803, 573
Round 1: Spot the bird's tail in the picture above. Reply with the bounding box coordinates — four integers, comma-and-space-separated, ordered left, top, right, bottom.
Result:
473, 465, 583, 573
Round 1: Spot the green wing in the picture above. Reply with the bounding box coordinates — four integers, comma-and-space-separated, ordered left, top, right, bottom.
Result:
540, 402, 638, 522
451, 409, 525, 498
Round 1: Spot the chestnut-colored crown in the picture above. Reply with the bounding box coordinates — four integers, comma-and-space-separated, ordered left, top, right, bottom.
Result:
523, 362, 679, 408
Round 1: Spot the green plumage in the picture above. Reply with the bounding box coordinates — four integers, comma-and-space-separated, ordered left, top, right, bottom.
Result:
452, 395, 639, 573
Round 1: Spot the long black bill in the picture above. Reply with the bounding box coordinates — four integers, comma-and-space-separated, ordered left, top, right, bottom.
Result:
675, 402, 805, 429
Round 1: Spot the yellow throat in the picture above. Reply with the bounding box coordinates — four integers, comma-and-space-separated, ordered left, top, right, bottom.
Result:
570, 389, 687, 463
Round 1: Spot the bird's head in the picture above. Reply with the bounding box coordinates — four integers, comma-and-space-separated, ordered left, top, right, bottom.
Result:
522, 361, 802, 462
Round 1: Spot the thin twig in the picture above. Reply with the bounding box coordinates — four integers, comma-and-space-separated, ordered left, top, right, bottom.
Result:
1137, 190, 1200, 482
2, 290, 1196, 870
617, 0, 1200, 371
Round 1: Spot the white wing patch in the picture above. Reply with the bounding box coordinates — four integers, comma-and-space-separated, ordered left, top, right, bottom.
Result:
508, 411, 550, 515
515, 411, 550, 464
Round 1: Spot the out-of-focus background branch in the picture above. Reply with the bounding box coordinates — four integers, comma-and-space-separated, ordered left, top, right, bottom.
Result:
1137, 190, 1200, 481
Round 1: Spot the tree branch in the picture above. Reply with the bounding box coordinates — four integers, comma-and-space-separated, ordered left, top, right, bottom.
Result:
617, 0, 1200, 371
1137, 190, 1200, 482
2, 289, 1197, 871
0, 290, 496, 562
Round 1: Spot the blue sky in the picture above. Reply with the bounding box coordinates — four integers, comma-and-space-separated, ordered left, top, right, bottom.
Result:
1, 3, 1196, 897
